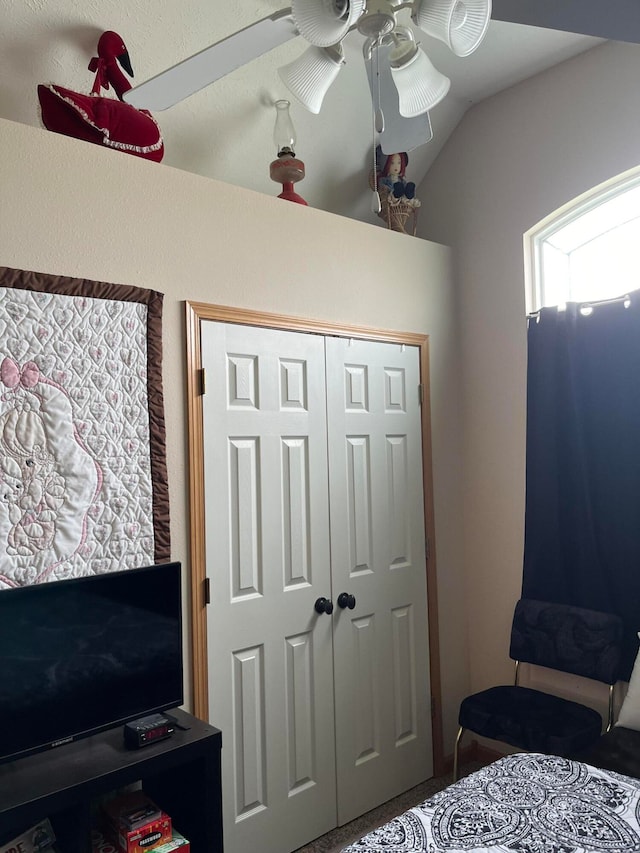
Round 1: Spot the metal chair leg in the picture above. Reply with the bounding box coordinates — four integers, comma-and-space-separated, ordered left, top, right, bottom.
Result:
606, 683, 615, 732
453, 726, 464, 782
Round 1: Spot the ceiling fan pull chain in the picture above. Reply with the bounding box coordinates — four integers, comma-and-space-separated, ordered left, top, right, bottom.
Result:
371, 41, 382, 214
371, 146, 381, 214
374, 39, 385, 132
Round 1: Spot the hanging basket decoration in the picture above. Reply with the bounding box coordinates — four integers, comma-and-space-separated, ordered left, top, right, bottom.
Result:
379, 184, 419, 235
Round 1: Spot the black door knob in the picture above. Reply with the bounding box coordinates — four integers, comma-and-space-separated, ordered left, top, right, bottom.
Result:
314, 596, 334, 615
337, 592, 356, 610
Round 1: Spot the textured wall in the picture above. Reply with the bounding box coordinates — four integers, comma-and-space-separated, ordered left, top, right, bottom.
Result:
0, 117, 465, 754
418, 40, 640, 734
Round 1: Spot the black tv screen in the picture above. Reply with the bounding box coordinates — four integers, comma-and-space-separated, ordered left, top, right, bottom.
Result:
0, 561, 183, 763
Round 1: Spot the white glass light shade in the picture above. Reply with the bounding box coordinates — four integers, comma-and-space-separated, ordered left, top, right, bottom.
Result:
278, 45, 344, 114
412, 0, 491, 57
364, 38, 434, 153
389, 44, 450, 117
291, 0, 366, 47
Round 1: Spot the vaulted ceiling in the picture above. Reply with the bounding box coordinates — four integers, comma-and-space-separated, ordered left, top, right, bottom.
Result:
3, 1, 632, 225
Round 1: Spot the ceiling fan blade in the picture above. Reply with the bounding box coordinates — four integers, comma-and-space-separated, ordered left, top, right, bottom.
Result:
124, 9, 297, 111
365, 41, 433, 154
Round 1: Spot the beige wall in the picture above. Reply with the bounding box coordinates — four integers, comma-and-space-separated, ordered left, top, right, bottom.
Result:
0, 117, 465, 750
417, 40, 640, 727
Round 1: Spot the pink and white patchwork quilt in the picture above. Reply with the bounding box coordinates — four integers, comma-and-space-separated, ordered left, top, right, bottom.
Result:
0, 266, 169, 588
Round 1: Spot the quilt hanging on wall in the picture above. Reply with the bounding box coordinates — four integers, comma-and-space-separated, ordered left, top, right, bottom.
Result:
0, 266, 170, 588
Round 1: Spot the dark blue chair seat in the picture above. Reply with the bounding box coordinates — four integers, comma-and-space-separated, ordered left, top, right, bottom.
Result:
459, 684, 603, 756
453, 599, 623, 781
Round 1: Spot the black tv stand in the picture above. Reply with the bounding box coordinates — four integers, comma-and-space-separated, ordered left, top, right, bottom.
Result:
0, 709, 222, 852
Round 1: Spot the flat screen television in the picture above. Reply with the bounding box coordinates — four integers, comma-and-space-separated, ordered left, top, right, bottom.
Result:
0, 561, 183, 764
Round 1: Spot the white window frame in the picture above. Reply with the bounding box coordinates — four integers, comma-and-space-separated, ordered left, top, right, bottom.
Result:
523, 165, 640, 314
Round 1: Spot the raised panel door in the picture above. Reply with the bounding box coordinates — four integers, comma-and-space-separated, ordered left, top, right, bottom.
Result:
201, 322, 336, 853
325, 336, 433, 826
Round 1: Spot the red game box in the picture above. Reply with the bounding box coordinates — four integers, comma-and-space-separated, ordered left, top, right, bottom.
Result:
92, 828, 189, 853
142, 831, 189, 853
102, 792, 172, 853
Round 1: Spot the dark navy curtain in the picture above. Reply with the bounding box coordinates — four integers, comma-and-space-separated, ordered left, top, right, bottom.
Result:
523, 297, 640, 681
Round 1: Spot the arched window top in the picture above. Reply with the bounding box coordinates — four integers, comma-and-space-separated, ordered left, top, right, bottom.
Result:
524, 167, 640, 314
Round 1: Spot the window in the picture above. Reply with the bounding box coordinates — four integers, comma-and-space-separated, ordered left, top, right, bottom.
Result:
524, 167, 640, 313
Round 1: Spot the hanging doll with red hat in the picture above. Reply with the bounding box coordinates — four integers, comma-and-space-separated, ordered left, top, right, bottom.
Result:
376, 146, 416, 200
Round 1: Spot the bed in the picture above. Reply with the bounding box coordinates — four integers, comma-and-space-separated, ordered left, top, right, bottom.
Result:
341, 752, 640, 852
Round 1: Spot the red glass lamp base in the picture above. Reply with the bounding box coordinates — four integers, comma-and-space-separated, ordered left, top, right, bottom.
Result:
270, 156, 307, 206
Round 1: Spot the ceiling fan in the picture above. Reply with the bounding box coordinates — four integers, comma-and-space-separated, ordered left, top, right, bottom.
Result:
124, 0, 491, 156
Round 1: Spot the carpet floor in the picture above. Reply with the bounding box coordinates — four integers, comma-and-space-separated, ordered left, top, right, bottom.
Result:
292, 760, 485, 853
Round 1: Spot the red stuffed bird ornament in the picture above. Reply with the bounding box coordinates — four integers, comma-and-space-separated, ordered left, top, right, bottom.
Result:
38, 31, 164, 162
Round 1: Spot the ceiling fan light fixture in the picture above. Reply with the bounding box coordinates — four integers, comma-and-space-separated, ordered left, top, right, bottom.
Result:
411, 0, 491, 57
278, 44, 345, 114
389, 43, 450, 117
357, 12, 395, 38
356, 0, 397, 38
364, 36, 434, 153
291, 0, 366, 47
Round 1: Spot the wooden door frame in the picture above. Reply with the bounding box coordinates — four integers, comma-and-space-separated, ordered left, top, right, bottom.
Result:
185, 300, 445, 777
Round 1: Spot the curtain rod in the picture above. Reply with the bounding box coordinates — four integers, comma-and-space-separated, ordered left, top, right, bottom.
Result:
527, 292, 632, 320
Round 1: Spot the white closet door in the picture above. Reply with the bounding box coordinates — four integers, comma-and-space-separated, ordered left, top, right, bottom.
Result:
201, 321, 337, 853
326, 337, 432, 826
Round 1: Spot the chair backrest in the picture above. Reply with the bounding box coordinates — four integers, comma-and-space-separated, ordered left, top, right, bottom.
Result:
509, 598, 622, 685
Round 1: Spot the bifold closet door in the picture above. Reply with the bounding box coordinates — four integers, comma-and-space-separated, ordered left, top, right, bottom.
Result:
326, 337, 433, 826
200, 321, 433, 853
201, 321, 337, 853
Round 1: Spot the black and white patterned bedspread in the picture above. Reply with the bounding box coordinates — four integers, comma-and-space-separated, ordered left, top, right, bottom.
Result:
342, 753, 640, 852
